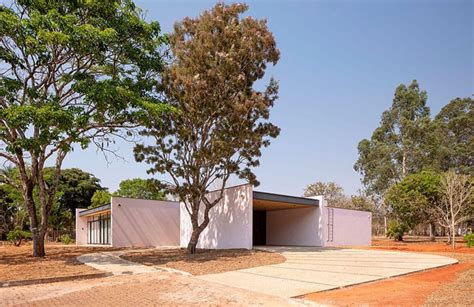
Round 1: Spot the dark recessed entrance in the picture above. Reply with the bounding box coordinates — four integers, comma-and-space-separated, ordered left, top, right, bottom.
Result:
253, 210, 266, 246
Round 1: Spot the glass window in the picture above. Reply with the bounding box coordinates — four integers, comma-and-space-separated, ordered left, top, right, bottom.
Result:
87, 213, 111, 245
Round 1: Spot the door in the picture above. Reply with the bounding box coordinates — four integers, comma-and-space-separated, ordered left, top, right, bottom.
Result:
253, 211, 267, 245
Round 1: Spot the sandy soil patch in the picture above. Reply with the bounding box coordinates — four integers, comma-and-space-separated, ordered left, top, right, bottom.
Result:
121, 248, 286, 275
303, 238, 474, 306
0, 242, 117, 282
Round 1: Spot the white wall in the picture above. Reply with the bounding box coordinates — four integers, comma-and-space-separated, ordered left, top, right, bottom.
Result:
266, 207, 323, 246
75, 208, 87, 245
324, 207, 372, 247
180, 184, 253, 249
111, 197, 180, 248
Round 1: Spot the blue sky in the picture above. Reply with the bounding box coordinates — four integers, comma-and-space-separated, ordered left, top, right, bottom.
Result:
64, 0, 473, 196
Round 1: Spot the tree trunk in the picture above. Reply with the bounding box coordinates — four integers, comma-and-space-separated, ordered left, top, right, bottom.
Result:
451, 221, 456, 250
429, 222, 435, 242
384, 216, 388, 236
187, 227, 203, 254
446, 227, 451, 245
32, 230, 46, 257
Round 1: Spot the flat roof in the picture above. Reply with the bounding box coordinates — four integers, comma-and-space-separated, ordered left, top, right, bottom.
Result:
79, 204, 111, 217
253, 191, 319, 207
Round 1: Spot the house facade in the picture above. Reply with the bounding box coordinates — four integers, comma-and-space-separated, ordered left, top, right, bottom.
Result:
179, 184, 372, 249
75, 184, 371, 248
75, 197, 180, 247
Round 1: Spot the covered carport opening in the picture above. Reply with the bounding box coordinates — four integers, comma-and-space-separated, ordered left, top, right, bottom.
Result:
252, 191, 319, 246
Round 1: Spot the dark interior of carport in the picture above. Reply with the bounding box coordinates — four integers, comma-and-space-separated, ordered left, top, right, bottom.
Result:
252, 191, 320, 246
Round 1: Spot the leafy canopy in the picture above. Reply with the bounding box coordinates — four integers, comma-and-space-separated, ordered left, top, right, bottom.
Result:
433, 97, 473, 175
134, 3, 280, 253
113, 178, 164, 200
354, 80, 432, 199
385, 170, 441, 231
0, 0, 170, 256
90, 190, 111, 209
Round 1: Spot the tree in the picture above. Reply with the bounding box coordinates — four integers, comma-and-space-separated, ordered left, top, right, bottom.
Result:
303, 181, 378, 212
47, 168, 105, 237
354, 80, 432, 233
114, 178, 164, 200
135, 3, 280, 254
430, 172, 473, 249
303, 182, 346, 206
349, 194, 378, 212
54, 168, 105, 211
0, 167, 27, 239
0, 0, 168, 257
385, 171, 441, 241
433, 97, 473, 175
90, 190, 111, 209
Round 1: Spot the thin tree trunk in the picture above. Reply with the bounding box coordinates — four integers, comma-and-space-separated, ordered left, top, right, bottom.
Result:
451, 220, 456, 250
429, 222, 435, 242
402, 151, 407, 177
446, 227, 451, 245
384, 216, 387, 236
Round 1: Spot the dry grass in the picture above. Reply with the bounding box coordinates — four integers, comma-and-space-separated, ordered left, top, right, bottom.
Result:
0, 242, 117, 282
121, 248, 286, 275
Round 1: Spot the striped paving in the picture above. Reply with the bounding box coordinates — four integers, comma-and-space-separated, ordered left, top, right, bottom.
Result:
197, 246, 458, 298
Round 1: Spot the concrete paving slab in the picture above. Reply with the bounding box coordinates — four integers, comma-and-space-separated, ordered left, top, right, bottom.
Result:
198, 271, 339, 297
275, 262, 418, 277
197, 247, 458, 298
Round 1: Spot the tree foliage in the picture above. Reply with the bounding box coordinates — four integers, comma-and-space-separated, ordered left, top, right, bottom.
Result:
433, 97, 473, 175
303, 181, 377, 212
90, 190, 111, 209
385, 171, 441, 239
114, 178, 164, 200
54, 168, 105, 211
135, 3, 280, 253
303, 181, 345, 205
354, 80, 432, 199
0, 166, 26, 238
0, 0, 169, 256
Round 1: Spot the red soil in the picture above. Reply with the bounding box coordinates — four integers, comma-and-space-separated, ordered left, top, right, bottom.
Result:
303, 238, 474, 306
304, 262, 471, 306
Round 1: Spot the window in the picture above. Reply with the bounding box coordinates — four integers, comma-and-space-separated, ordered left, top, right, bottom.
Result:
87, 213, 111, 245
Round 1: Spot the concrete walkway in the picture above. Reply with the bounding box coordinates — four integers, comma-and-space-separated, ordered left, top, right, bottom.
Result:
197, 246, 458, 298
77, 249, 190, 276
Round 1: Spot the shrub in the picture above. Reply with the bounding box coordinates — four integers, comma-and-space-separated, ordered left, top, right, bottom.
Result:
7, 228, 32, 246
60, 234, 73, 245
464, 232, 474, 248
387, 220, 408, 241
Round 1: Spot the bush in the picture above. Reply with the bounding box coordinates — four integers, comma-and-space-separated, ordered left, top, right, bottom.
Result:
60, 234, 73, 245
387, 220, 408, 241
464, 232, 474, 248
7, 228, 32, 246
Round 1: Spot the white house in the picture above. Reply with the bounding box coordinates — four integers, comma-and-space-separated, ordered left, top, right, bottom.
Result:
75, 184, 371, 248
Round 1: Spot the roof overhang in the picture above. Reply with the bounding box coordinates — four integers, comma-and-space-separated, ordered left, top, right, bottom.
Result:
252, 191, 319, 211
79, 204, 111, 217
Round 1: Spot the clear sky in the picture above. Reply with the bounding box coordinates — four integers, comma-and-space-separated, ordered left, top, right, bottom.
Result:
63, 0, 473, 196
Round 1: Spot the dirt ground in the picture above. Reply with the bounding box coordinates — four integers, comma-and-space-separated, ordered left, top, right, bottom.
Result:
1, 271, 298, 306
0, 242, 116, 282
304, 237, 474, 306
121, 248, 286, 275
